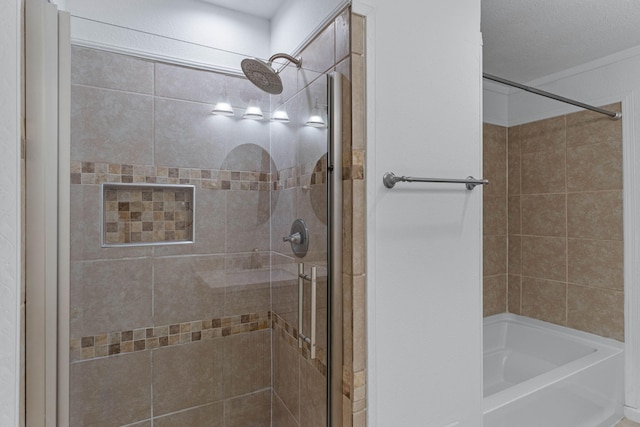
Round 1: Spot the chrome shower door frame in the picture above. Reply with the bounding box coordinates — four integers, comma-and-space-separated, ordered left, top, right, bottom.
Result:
328, 71, 344, 427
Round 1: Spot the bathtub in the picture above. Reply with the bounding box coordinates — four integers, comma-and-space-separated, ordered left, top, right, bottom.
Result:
483, 313, 624, 427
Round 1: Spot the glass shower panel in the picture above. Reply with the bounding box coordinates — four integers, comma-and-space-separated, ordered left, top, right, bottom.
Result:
270, 72, 330, 427
68, 35, 277, 425
65, 9, 347, 425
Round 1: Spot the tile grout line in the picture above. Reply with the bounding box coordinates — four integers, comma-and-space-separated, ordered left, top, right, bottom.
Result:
150, 348, 154, 426
565, 115, 569, 327
71, 82, 154, 98
518, 125, 524, 315
504, 126, 509, 313
152, 62, 155, 177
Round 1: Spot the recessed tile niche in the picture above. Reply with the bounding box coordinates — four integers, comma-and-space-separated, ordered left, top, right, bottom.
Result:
101, 183, 195, 246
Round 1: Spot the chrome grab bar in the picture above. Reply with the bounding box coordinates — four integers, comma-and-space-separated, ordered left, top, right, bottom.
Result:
297, 263, 317, 360
383, 171, 489, 190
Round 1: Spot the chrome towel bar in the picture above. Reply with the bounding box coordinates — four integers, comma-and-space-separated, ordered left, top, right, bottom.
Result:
383, 172, 489, 190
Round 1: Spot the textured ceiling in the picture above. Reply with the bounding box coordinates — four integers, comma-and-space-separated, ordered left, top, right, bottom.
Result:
482, 0, 640, 82
201, 0, 285, 19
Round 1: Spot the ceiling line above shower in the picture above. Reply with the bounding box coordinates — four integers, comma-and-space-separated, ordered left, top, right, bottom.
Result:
483, 73, 622, 120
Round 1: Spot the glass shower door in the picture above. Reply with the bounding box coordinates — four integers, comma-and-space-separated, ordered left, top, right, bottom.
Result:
64, 10, 345, 426
270, 69, 342, 427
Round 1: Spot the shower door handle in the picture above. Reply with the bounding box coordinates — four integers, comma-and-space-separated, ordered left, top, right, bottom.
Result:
310, 266, 317, 360
298, 263, 317, 360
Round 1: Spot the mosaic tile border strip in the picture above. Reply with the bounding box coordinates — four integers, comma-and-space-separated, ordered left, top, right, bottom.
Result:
71, 310, 328, 378
276, 158, 328, 190
71, 161, 276, 191
343, 149, 365, 181
70, 311, 270, 362
71, 160, 333, 192
272, 312, 327, 377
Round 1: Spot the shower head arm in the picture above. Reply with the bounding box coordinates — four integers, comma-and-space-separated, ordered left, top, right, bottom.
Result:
268, 53, 302, 69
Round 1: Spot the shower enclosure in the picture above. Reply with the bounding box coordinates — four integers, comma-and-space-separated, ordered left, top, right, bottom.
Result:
59, 8, 350, 426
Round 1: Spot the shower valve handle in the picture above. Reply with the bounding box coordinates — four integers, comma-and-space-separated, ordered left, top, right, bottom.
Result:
283, 232, 302, 245
284, 219, 309, 258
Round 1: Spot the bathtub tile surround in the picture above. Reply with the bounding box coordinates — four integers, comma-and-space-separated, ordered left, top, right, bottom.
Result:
69, 7, 364, 426
484, 275, 507, 316
483, 124, 508, 316
567, 284, 625, 340
521, 276, 567, 325
483, 103, 624, 341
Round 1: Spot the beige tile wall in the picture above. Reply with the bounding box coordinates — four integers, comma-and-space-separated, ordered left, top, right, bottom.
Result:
341, 11, 367, 427
483, 124, 508, 316
70, 44, 278, 425
484, 104, 624, 342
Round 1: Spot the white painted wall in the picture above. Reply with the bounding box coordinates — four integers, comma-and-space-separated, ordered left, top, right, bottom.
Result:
58, 0, 271, 71
356, 0, 484, 425
54, 0, 350, 72
0, 0, 22, 425
270, 0, 348, 56
483, 81, 509, 126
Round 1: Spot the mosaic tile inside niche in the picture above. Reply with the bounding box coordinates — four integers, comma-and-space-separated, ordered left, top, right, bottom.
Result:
102, 184, 194, 245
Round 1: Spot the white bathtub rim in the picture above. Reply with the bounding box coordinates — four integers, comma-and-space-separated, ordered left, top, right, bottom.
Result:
484, 313, 624, 352
483, 313, 624, 414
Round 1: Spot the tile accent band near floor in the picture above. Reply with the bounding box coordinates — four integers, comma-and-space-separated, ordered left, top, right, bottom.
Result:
70, 311, 271, 363
71, 310, 328, 378
272, 311, 328, 377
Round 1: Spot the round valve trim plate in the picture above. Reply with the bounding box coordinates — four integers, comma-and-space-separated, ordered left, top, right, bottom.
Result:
287, 218, 309, 258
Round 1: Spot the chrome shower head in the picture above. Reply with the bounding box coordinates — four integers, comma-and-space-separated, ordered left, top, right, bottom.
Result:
241, 53, 302, 95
